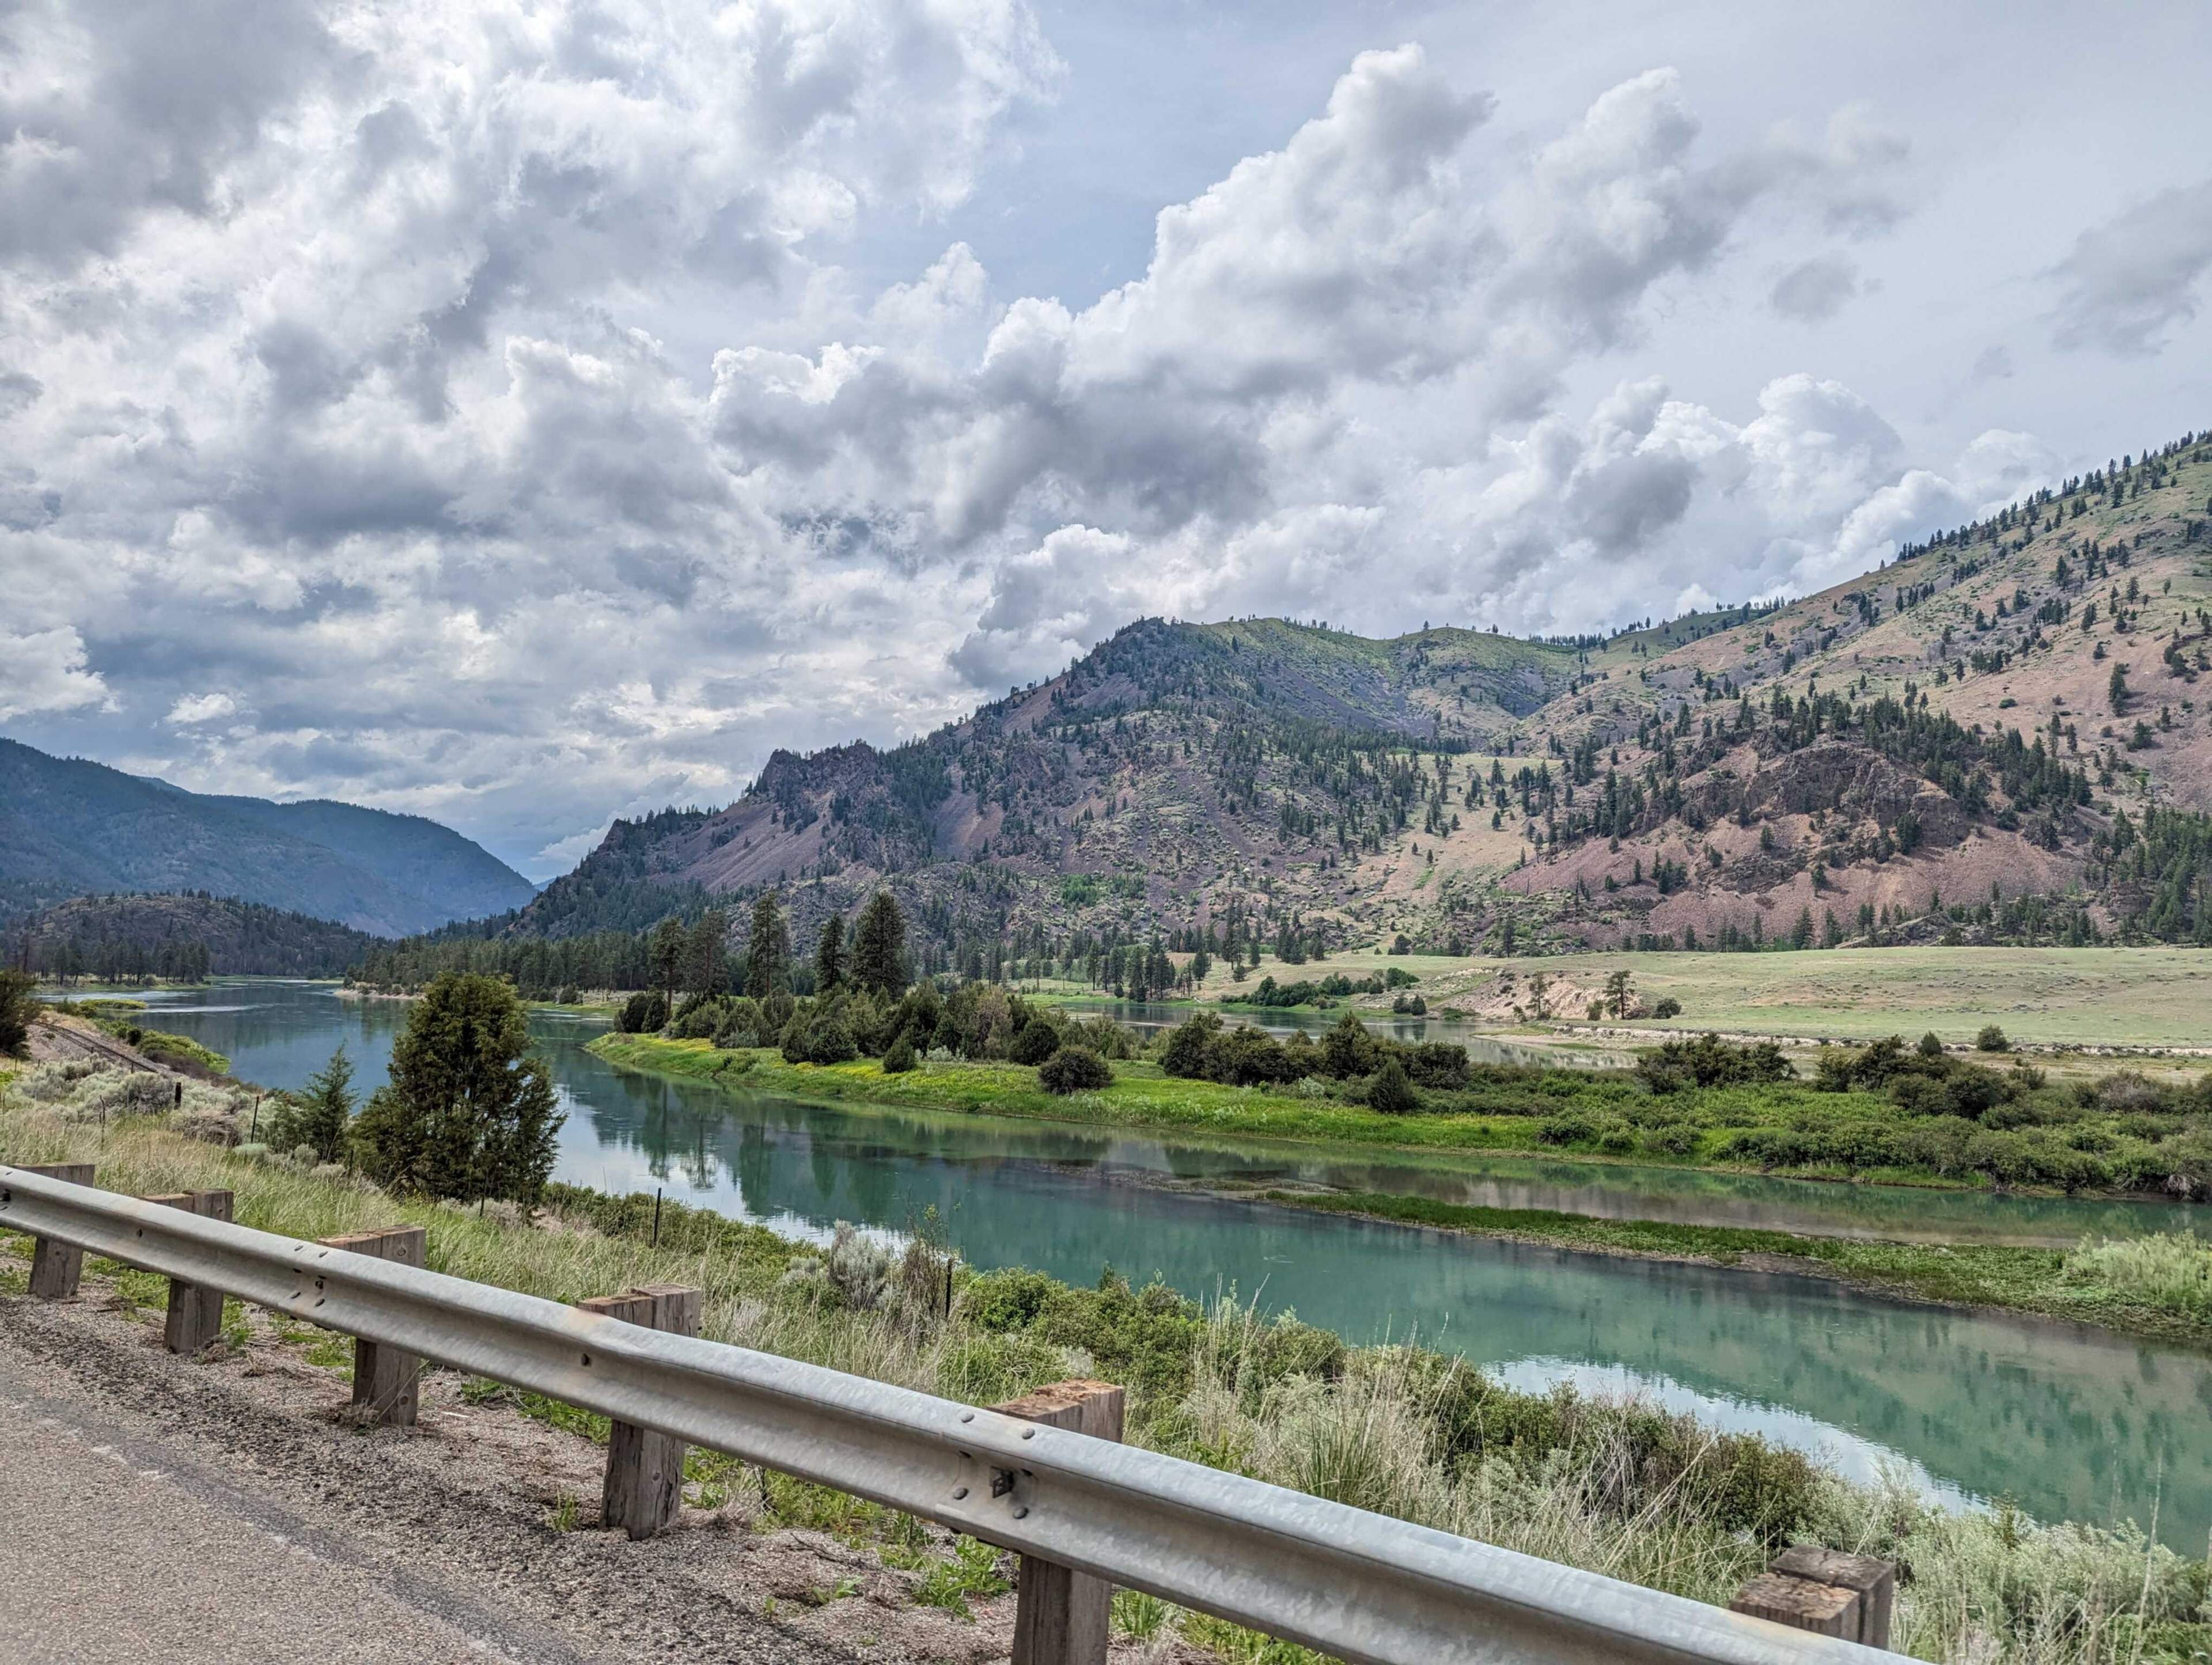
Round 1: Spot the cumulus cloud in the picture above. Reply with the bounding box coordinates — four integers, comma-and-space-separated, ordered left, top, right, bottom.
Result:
0, 628, 111, 720
165, 692, 238, 726
0, 7, 2109, 876
2050, 179, 2212, 354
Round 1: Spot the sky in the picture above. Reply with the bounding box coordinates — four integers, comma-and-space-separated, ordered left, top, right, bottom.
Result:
3, 0, 2209, 878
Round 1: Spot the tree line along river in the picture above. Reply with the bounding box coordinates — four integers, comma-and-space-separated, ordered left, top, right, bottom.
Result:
59, 978, 2212, 1552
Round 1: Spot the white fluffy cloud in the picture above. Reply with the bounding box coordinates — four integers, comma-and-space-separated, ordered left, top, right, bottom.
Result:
0, 6, 2181, 873
0, 628, 111, 721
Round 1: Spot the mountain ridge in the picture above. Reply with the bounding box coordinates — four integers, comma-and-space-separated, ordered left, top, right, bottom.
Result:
501, 427, 2212, 965
0, 739, 538, 935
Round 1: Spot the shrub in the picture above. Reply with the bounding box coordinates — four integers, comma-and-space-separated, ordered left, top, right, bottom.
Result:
1008, 1020, 1060, 1066
807, 1018, 859, 1065
1975, 1024, 2010, 1053
1367, 1059, 1419, 1114
1403, 1041, 1469, 1090
1652, 996, 1682, 1019
0, 969, 36, 1057
1207, 1025, 1299, 1087
881, 1032, 917, 1074
616, 990, 668, 1034
1637, 1033, 1793, 1094
1038, 1046, 1112, 1094
1160, 1012, 1222, 1078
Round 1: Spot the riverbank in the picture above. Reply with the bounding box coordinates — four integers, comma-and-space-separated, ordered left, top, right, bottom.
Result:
588, 1033, 2199, 1201
2, 1093, 2205, 1662
589, 1033, 2212, 1352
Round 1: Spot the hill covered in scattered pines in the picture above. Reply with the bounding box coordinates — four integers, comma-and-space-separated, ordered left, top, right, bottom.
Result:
471, 427, 2212, 972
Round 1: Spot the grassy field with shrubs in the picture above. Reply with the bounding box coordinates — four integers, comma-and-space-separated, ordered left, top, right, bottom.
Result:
3, 1081, 2207, 1664
592, 978, 2212, 1203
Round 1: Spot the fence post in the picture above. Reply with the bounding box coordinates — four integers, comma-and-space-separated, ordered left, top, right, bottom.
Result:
149, 1190, 232, 1354
319, 1226, 429, 1425
993, 1379, 1126, 1665
1731, 1548, 1895, 1650
21, 1163, 94, 1298
581, 1283, 702, 1539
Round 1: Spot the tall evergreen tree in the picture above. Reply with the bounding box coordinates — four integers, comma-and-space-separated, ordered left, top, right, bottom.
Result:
815, 912, 846, 991
350, 973, 563, 1204
684, 909, 729, 995
852, 891, 907, 997
745, 892, 789, 999
649, 916, 687, 1008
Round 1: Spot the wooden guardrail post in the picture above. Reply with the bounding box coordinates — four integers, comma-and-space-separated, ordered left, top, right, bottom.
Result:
580, 1283, 703, 1539
319, 1226, 429, 1425
147, 1190, 232, 1353
993, 1379, 1126, 1665
1731, 1547, 1895, 1649
21, 1163, 94, 1298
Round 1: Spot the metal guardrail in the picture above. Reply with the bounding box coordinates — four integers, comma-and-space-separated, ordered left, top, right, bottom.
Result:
0, 1165, 1891, 1665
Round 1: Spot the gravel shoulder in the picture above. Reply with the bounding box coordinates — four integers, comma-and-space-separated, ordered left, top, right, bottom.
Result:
0, 1269, 1137, 1665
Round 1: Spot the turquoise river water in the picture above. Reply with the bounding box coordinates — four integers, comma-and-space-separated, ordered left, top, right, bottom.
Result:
56, 979, 2212, 1551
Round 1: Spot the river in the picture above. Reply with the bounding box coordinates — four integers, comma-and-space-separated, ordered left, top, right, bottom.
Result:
62, 979, 2212, 1550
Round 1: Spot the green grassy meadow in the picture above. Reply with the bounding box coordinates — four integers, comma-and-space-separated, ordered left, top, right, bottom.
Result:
1166, 945, 2212, 1052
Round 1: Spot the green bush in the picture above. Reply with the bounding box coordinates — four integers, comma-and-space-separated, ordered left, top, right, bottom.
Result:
616, 990, 668, 1034
1038, 1046, 1112, 1094
1637, 1033, 1793, 1094
881, 1032, 917, 1074
1160, 1012, 1223, 1078
0, 969, 35, 1058
1008, 1020, 1060, 1066
1975, 1024, 2010, 1053
1367, 1059, 1419, 1114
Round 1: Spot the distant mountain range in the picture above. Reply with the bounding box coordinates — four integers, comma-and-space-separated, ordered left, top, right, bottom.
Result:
503, 427, 2212, 961
0, 739, 536, 936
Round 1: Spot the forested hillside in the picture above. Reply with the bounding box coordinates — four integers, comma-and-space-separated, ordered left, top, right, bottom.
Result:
7, 893, 381, 980
471, 427, 2212, 973
0, 739, 537, 934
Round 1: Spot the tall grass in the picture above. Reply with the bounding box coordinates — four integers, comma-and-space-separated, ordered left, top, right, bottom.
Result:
2063, 1234, 2212, 1319
3, 1076, 2207, 1664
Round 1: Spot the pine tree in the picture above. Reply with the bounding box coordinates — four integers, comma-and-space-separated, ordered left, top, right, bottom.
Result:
684, 909, 728, 995
649, 917, 687, 1008
815, 912, 846, 992
350, 974, 563, 1204
746, 892, 789, 1000
852, 892, 907, 997
292, 1044, 357, 1163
